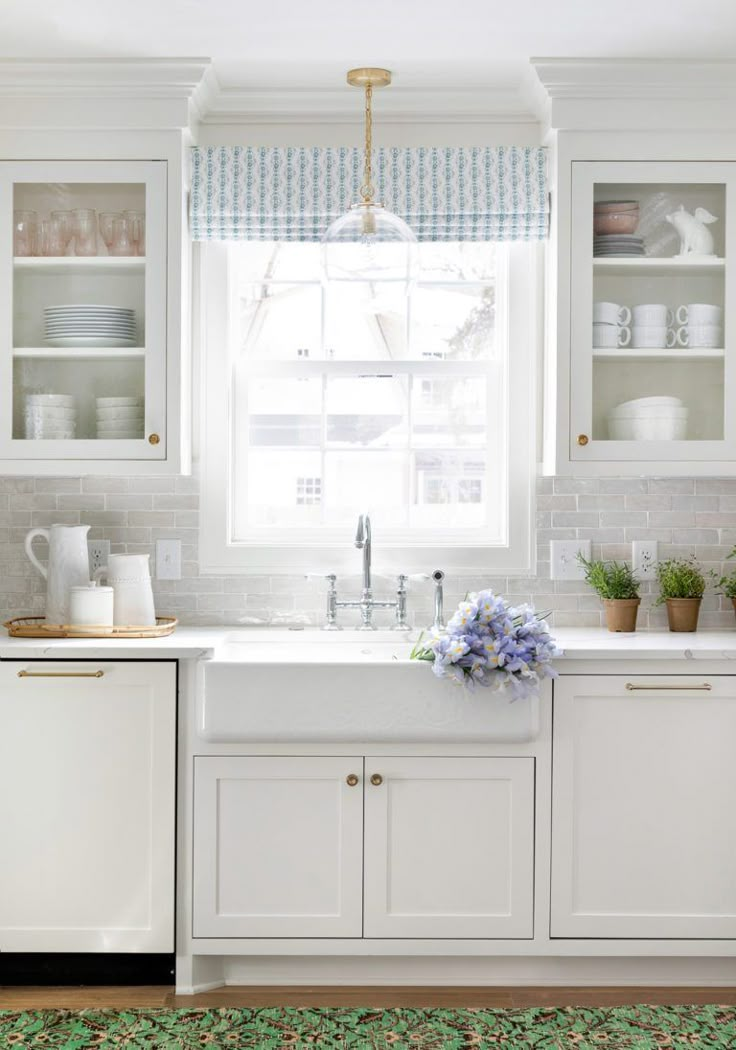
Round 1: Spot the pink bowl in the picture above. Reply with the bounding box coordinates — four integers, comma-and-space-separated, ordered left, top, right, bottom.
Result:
594, 211, 640, 235
594, 200, 639, 212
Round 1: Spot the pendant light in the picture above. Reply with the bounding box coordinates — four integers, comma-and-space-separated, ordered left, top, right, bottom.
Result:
321, 68, 417, 284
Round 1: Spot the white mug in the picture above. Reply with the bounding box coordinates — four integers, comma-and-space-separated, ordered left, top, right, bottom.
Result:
94, 553, 156, 626
593, 301, 631, 326
593, 323, 631, 348
676, 303, 722, 326
632, 303, 674, 327
631, 325, 676, 349
676, 324, 723, 348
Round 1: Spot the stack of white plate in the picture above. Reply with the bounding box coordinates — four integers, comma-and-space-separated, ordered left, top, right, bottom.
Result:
96, 396, 144, 439
25, 394, 77, 439
608, 396, 688, 440
44, 305, 137, 348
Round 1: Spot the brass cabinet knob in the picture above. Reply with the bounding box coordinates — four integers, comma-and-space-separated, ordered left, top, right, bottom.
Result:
370, 773, 383, 786
148, 433, 160, 445
346, 774, 359, 787
577, 434, 589, 446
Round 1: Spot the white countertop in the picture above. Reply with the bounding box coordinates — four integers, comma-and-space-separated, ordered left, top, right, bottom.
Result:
3, 625, 736, 662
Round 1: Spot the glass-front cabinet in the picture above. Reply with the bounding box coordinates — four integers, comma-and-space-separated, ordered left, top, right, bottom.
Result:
0, 161, 167, 465
569, 161, 736, 468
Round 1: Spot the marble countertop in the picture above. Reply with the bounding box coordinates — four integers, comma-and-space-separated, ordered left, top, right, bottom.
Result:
2, 625, 736, 662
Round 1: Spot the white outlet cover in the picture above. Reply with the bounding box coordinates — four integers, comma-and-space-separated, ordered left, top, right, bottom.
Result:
632, 540, 658, 579
88, 539, 110, 576
550, 539, 591, 581
156, 538, 181, 581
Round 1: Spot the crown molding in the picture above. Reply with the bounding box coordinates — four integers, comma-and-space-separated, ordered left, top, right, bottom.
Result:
201, 85, 538, 125
529, 58, 736, 130
0, 58, 213, 130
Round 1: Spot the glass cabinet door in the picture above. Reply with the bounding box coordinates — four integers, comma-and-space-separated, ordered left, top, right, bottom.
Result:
0, 160, 167, 461
570, 160, 735, 465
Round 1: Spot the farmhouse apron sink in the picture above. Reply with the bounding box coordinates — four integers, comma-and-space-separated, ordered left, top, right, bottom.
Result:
197, 630, 541, 743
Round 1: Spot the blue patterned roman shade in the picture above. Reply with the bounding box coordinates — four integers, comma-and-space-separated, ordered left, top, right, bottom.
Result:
190, 146, 548, 242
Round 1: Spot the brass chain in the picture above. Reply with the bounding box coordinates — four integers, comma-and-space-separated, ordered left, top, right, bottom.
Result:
360, 81, 374, 203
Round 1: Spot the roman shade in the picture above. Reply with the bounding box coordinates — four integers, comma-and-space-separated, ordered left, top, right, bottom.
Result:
190, 146, 548, 242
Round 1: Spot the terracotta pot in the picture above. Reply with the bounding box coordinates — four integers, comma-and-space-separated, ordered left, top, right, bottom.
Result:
665, 597, 702, 632
602, 598, 640, 633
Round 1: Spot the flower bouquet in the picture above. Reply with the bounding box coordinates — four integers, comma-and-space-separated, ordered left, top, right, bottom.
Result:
411, 590, 559, 697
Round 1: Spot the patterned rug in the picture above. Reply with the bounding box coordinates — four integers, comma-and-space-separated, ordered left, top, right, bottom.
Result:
0, 1005, 735, 1048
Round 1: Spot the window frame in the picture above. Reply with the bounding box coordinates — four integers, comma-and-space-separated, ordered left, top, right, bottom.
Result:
198, 240, 540, 576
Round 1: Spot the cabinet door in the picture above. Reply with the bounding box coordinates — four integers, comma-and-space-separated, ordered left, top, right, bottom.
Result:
551, 675, 736, 938
568, 160, 736, 472
193, 756, 363, 938
364, 757, 534, 938
0, 160, 168, 468
0, 660, 175, 952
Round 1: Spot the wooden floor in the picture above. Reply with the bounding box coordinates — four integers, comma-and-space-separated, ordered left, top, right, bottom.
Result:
2, 986, 736, 1009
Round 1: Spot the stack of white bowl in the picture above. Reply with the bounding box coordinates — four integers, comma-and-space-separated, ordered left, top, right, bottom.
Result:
24, 394, 77, 439
96, 396, 144, 439
608, 396, 687, 441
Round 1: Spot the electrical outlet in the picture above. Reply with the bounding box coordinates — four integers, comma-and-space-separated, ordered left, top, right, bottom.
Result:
550, 539, 591, 581
632, 539, 658, 579
88, 539, 110, 578
156, 539, 181, 581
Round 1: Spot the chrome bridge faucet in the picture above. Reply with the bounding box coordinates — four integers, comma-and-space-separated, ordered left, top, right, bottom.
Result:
321, 513, 410, 631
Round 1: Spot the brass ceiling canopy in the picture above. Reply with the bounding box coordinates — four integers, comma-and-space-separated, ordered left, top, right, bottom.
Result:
346, 67, 392, 90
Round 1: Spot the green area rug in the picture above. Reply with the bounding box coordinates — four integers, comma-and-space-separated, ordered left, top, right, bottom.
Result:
0, 1005, 734, 1048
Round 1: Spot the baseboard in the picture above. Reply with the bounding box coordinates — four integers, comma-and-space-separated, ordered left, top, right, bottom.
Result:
218, 956, 736, 988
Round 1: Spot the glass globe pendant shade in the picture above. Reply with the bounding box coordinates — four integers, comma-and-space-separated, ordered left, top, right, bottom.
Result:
322, 201, 418, 285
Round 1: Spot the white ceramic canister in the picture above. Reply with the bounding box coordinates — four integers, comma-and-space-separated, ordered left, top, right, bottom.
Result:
94, 553, 156, 626
69, 583, 114, 630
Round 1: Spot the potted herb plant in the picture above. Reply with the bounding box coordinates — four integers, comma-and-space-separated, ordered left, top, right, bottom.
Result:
713, 547, 736, 621
655, 556, 706, 632
578, 556, 641, 632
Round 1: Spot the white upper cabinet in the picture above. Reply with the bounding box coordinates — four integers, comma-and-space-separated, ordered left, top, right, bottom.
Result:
0, 159, 183, 473
547, 158, 736, 475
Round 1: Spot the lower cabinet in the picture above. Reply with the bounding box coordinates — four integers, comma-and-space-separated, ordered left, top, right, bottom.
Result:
193, 755, 535, 940
551, 674, 736, 939
0, 660, 176, 953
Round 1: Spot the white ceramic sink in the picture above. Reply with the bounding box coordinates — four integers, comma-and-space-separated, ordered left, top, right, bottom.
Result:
198, 630, 542, 744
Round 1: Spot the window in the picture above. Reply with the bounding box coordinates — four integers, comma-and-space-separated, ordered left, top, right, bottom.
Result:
200, 240, 538, 574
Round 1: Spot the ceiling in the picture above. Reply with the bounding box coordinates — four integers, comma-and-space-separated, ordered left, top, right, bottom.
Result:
0, 0, 734, 97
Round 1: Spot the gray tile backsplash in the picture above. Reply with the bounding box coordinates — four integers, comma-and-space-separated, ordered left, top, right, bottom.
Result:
1, 472, 735, 630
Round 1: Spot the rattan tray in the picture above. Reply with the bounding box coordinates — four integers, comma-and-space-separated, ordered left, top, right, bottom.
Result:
3, 616, 178, 639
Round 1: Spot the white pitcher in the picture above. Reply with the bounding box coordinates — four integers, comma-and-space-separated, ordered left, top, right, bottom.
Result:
94, 553, 156, 626
25, 524, 91, 625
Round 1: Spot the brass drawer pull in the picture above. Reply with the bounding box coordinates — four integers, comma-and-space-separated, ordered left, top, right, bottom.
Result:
346, 774, 359, 787
625, 682, 711, 691
370, 773, 383, 786
17, 669, 105, 679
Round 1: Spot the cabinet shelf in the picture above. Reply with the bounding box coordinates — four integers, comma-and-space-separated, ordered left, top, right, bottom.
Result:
13, 256, 145, 276
593, 348, 725, 363
14, 347, 145, 360
593, 257, 725, 277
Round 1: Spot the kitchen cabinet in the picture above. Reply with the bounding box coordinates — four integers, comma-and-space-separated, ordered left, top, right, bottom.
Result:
547, 158, 736, 475
551, 674, 736, 938
0, 660, 176, 953
192, 755, 535, 940
193, 756, 364, 938
363, 757, 534, 938
0, 159, 182, 473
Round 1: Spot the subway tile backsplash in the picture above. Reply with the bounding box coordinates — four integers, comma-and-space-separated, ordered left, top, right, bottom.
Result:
1, 473, 735, 631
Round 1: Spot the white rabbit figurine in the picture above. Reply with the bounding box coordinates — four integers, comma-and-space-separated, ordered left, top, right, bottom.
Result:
665, 204, 718, 258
